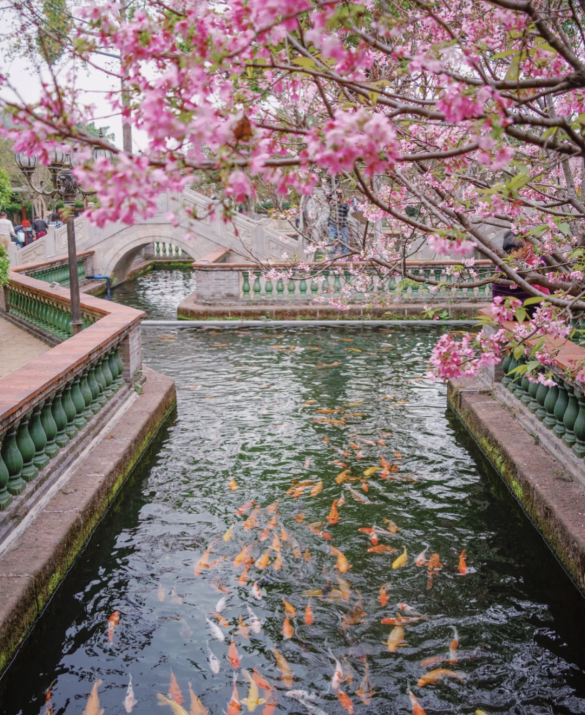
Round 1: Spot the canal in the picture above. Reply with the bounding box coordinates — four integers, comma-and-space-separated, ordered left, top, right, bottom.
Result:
2, 269, 585, 714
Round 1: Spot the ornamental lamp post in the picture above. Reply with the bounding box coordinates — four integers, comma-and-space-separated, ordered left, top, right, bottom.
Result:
14, 146, 98, 336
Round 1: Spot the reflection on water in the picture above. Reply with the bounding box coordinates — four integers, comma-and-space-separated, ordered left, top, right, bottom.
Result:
109, 267, 196, 320
1, 325, 585, 715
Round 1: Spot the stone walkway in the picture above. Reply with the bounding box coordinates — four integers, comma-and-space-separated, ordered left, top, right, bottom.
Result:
0, 316, 50, 378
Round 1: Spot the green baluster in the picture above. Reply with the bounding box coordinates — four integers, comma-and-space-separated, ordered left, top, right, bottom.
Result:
288, 277, 296, 296
535, 381, 548, 421
80, 371, 94, 420
276, 278, 284, 299
253, 272, 261, 298
311, 273, 319, 296
388, 276, 396, 292
520, 370, 532, 406
300, 277, 307, 296
322, 270, 330, 293
94, 359, 108, 407
527, 377, 540, 413
87, 364, 102, 414
562, 381, 578, 447
543, 381, 559, 429
411, 270, 419, 296
108, 351, 121, 393
501, 351, 512, 387
101, 354, 115, 398
114, 347, 125, 387
41, 396, 60, 458
29, 404, 49, 471
506, 353, 519, 393
512, 357, 526, 399
52, 390, 70, 447
242, 272, 251, 299
16, 412, 38, 482
61, 383, 79, 439
2, 423, 26, 495
333, 273, 342, 293
553, 379, 569, 438
0, 434, 12, 510
572, 386, 585, 458
71, 376, 88, 429
265, 276, 273, 298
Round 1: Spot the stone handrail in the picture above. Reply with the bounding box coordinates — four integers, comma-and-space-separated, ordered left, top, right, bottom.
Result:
0, 270, 144, 510
193, 260, 495, 305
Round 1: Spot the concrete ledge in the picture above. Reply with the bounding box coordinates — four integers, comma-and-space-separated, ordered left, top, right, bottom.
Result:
448, 377, 585, 596
0, 366, 176, 674
177, 301, 489, 321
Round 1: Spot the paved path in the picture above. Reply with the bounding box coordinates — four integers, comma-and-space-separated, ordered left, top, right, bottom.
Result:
0, 317, 50, 378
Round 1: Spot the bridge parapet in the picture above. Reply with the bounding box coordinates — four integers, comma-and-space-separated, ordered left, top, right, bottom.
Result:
0, 267, 144, 514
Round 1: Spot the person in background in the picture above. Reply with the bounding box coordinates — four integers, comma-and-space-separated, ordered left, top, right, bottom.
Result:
48, 211, 63, 228
32, 215, 48, 239
21, 216, 33, 245
0, 211, 17, 251
327, 188, 350, 257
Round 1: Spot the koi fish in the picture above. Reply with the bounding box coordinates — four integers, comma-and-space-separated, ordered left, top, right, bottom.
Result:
170, 587, 183, 605
180, 618, 193, 639
259, 528, 271, 542
213, 578, 230, 594
280, 527, 289, 541
273, 553, 283, 571
234, 544, 253, 569
283, 599, 296, 617
363, 467, 380, 476
255, 549, 271, 570
83, 680, 104, 715
330, 545, 351, 573
335, 469, 351, 484
250, 581, 264, 600
337, 689, 354, 714
271, 533, 281, 553
328, 648, 343, 690
239, 563, 251, 585
356, 663, 375, 705
223, 525, 235, 542
227, 672, 241, 715
294, 512, 305, 523
358, 527, 378, 545
415, 545, 429, 567
187, 682, 208, 715
332, 461, 347, 467
379, 583, 389, 607
247, 605, 262, 633
206, 640, 220, 674
336, 574, 351, 602
449, 626, 459, 662
305, 600, 314, 626
417, 668, 466, 687
236, 500, 255, 516
381, 616, 422, 625
303, 547, 312, 562
241, 669, 267, 712
215, 595, 228, 613
337, 493, 346, 507
392, 548, 408, 569
282, 614, 294, 639
310, 480, 323, 497
228, 637, 241, 668
284, 691, 329, 715
272, 648, 294, 688
262, 691, 278, 715
108, 611, 120, 643
266, 501, 279, 514
427, 553, 443, 589
239, 614, 250, 639
158, 583, 166, 602
304, 457, 313, 467
252, 667, 273, 692
420, 655, 446, 668
408, 690, 426, 715
387, 625, 405, 652
195, 541, 217, 575
230, 478, 238, 491
43, 679, 56, 715
157, 694, 189, 715
169, 671, 183, 704
368, 544, 397, 553
458, 549, 468, 575
397, 602, 421, 615
327, 500, 340, 525
345, 485, 371, 504
206, 615, 225, 642
361, 481, 369, 493
244, 507, 261, 531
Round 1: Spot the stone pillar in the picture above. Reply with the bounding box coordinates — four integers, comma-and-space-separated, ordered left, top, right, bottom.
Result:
120, 323, 143, 381
195, 269, 241, 303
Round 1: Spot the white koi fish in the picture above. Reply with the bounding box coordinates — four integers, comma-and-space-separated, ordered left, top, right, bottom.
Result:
247, 605, 262, 633
206, 640, 220, 674
124, 674, 137, 713
206, 615, 225, 642
285, 691, 330, 715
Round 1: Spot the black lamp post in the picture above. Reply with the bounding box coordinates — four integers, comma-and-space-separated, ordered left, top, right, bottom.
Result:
14, 140, 111, 336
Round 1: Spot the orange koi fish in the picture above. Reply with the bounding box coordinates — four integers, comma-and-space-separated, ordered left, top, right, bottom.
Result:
294, 512, 305, 523
336, 575, 351, 602
268, 515, 278, 529
379, 583, 389, 607
108, 611, 120, 643
303, 547, 312, 563
195, 540, 217, 575
280, 527, 289, 541
255, 549, 271, 570
282, 614, 294, 639
335, 469, 351, 484
273, 553, 283, 571
283, 599, 296, 617
168, 670, 183, 704
262, 691, 278, 715
381, 615, 422, 625
310, 480, 323, 497
230, 478, 238, 491
84, 680, 103, 715
243, 507, 260, 531
408, 689, 426, 715
238, 615, 250, 639
271, 533, 281, 553
187, 682, 208, 715
227, 672, 241, 715
394, 450, 402, 460
368, 544, 397, 554
252, 667, 273, 692
228, 638, 241, 668
213, 612, 230, 628
238, 563, 251, 585
415, 545, 429, 567
223, 525, 235, 543
330, 545, 351, 573
259, 528, 271, 542
304, 600, 314, 626
332, 461, 347, 467
234, 544, 253, 569
43, 680, 56, 715
449, 626, 459, 662
361, 480, 369, 493
213, 578, 229, 594
327, 500, 340, 525
266, 501, 279, 515
383, 518, 400, 533
387, 625, 405, 652
323, 436, 329, 444
271, 648, 293, 688
337, 689, 354, 714
420, 655, 446, 668
290, 536, 302, 559
356, 663, 375, 705
427, 553, 443, 589
345, 485, 371, 504
458, 549, 468, 575
236, 500, 255, 516
417, 668, 465, 687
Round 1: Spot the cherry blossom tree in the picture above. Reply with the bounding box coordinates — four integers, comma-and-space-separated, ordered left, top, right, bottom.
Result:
2, 0, 585, 378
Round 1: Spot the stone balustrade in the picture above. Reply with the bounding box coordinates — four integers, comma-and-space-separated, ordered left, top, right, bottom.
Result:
153, 242, 189, 259
192, 261, 494, 305
13, 251, 94, 288
0, 268, 144, 512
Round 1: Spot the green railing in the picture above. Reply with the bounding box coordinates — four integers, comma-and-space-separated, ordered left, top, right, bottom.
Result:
501, 352, 585, 457
0, 344, 126, 509
6, 283, 99, 340
154, 242, 188, 258
25, 258, 86, 287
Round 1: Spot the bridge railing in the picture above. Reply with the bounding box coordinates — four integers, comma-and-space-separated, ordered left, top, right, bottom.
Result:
0, 269, 144, 511
12, 250, 94, 288
193, 261, 494, 305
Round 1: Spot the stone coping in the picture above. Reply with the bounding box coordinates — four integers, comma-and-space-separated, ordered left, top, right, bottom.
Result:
11, 250, 95, 275
0, 365, 176, 674
193, 247, 231, 265
478, 307, 585, 378
0, 271, 145, 429
192, 259, 494, 271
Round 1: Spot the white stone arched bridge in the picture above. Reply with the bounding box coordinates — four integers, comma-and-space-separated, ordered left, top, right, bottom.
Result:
8, 188, 306, 281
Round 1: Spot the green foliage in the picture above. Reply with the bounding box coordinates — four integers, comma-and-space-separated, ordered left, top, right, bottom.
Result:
79, 121, 116, 143
36, 0, 71, 65
0, 245, 9, 287
0, 168, 12, 210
